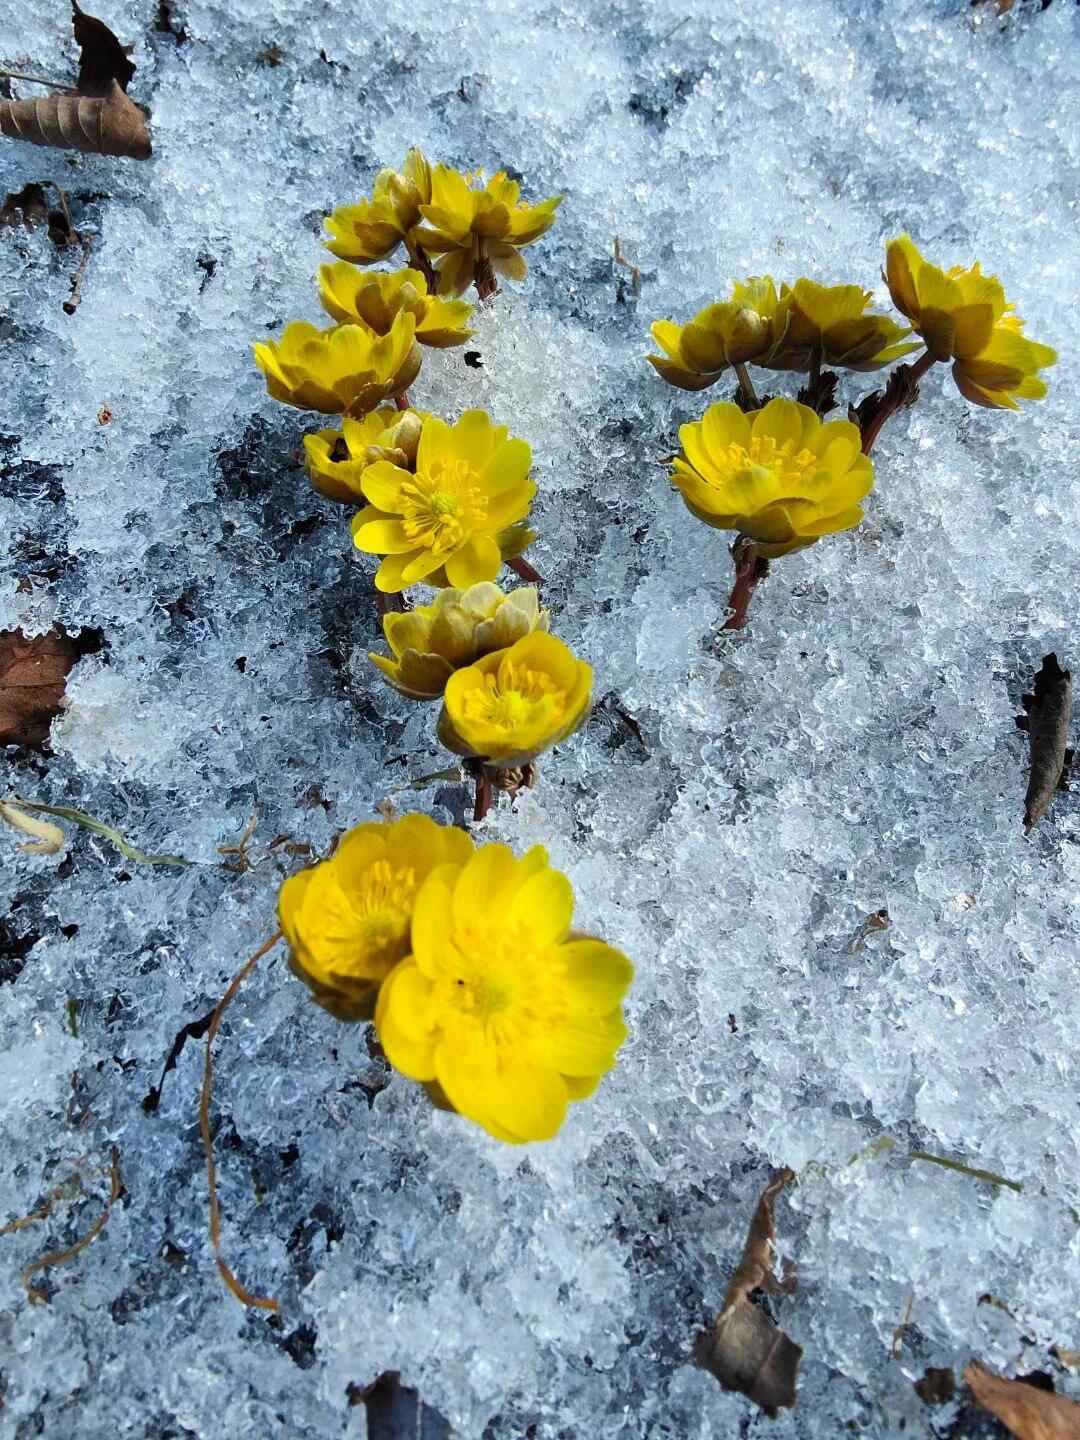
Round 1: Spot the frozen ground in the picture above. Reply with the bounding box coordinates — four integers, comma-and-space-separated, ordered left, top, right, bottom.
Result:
1, 0, 1079, 1435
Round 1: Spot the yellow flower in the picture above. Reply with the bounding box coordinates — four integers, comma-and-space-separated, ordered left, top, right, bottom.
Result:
375, 842, 633, 1143
253, 314, 421, 415
278, 814, 474, 1021
437, 631, 592, 767
765, 278, 919, 372
885, 234, 1057, 409
371, 582, 549, 701
416, 164, 562, 295
304, 406, 424, 504
318, 263, 475, 348
350, 409, 536, 592
324, 148, 432, 265
671, 397, 874, 558
647, 278, 785, 390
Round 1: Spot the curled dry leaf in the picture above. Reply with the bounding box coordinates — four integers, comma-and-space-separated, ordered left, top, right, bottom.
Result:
1016, 653, 1073, 833
693, 1167, 803, 1417
0, 628, 85, 750
964, 1360, 1080, 1440
0, 2, 151, 160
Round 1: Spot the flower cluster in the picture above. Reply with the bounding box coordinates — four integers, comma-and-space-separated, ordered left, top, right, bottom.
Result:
648, 275, 916, 391
280, 818, 633, 1143
324, 148, 562, 298
251, 149, 616, 1152
368, 573, 593, 776
254, 149, 588, 800
649, 238, 1056, 627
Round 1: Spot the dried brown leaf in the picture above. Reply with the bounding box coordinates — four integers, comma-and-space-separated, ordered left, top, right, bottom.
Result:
1018, 653, 1073, 832
693, 1168, 802, 1416
0, 628, 80, 750
0, 181, 49, 228
965, 1360, 1080, 1440
1, 80, 150, 159
915, 1367, 956, 1405
0, 2, 150, 160
0, 179, 80, 246
71, 0, 135, 93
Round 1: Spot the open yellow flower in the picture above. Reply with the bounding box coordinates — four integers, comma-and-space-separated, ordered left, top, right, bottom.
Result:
885, 234, 1056, 408
437, 631, 592, 767
253, 314, 421, 415
375, 842, 633, 1143
351, 410, 536, 592
371, 582, 549, 700
647, 278, 785, 390
324, 148, 432, 266
304, 406, 423, 504
766, 278, 918, 372
319, 263, 474, 348
278, 814, 474, 1021
416, 164, 562, 295
671, 397, 874, 558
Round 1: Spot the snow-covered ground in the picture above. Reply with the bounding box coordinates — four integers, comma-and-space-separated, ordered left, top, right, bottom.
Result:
2, 0, 1078, 1435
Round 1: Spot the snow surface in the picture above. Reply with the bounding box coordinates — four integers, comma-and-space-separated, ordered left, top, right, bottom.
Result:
2, 0, 1079, 1436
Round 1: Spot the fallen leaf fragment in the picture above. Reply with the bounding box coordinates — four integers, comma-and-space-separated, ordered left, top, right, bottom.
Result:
0, 181, 50, 229
846, 907, 890, 955
965, 1360, 1080, 1440
0, 179, 80, 246
915, 1367, 956, 1405
1017, 653, 1073, 833
0, 2, 151, 160
0, 628, 80, 749
693, 1167, 802, 1416
347, 1371, 453, 1440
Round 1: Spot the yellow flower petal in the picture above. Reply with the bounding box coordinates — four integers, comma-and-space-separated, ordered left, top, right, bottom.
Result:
452, 842, 521, 930
376, 960, 438, 1081
410, 861, 461, 978
443, 534, 502, 587
513, 867, 574, 946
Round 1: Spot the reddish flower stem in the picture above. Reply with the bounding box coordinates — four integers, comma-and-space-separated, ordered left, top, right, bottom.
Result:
473, 768, 493, 823
859, 350, 937, 454
506, 554, 543, 585
733, 361, 759, 409
722, 537, 770, 632
394, 392, 410, 411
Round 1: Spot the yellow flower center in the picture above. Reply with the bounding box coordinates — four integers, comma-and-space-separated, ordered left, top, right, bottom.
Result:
434, 930, 569, 1059
352, 859, 416, 967
399, 457, 487, 551
460, 660, 565, 735
705, 434, 818, 493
